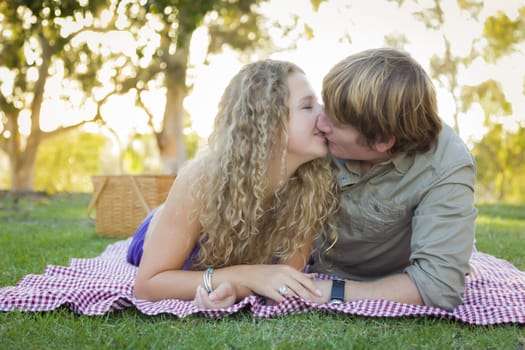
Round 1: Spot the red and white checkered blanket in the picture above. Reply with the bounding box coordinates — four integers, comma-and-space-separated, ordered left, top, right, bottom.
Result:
1, 239, 524, 325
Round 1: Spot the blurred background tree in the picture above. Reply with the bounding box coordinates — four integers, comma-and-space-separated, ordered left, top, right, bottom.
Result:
387, 0, 524, 203
0, 0, 298, 191
100, 0, 273, 173
0, 0, 109, 190
469, 7, 525, 202
35, 130, 106, 193
0, 0, 523, 203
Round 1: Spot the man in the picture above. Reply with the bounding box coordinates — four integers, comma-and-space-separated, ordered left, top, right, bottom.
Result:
311, 48, 477, 311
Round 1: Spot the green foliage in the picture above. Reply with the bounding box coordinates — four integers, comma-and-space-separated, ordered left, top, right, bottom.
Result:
184, 131, 202, 160
457, 0, 483, 19
97, 0, 272, 173
309, 0, 326, 12
0, 0, 111, 190
401, 1, 524, 199
472, 124, 525, 203
1, 0, 277, 188
0, 153, 8, 189
0, 0, 110, 114
483, 7, 525, 62
2, 0, 524, 194
461, 80, 512, 121
110, 131, 201, 175
402, 0, 490, 136
413, 2, 444, 30
34, 130, 107, 193
116, 0, 267, 94
0, 195, 524, 348
121, 134, 161, 174
207, 0, 267, 54
384, 33, 409, 49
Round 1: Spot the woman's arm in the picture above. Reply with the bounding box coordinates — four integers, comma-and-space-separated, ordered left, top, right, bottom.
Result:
134, 161, 322, 305
133, 160, 208, 301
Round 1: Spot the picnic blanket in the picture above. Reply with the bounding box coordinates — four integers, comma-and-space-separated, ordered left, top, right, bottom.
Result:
1, 239, 524, 325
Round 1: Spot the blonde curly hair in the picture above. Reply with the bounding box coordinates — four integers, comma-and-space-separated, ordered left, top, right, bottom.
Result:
191, 59, 338, 269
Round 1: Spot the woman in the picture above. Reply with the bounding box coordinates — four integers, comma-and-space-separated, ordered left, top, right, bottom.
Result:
127, 59, 338, 309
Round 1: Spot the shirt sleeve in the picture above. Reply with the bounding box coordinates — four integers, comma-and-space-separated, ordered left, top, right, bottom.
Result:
404, 164, 477, 311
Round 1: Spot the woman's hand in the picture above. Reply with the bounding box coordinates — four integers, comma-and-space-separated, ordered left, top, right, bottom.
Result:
193, 281, 237, 309
194, 264, 324, 308
311, 279, 332, 303
242, 264, 322, 303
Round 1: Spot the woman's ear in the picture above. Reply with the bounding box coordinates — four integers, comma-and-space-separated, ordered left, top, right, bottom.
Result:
373, 136, 395, 153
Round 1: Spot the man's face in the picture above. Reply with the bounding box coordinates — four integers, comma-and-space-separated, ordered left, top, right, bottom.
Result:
316, 112, 389, 162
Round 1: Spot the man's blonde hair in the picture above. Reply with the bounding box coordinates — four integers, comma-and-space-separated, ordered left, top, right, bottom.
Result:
322, 48, 442, 155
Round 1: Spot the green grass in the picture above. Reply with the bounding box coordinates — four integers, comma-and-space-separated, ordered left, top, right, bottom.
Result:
0, 194, 524, 350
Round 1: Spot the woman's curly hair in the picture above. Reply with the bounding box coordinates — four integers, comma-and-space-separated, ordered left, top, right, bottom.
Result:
191, 59, 338, 269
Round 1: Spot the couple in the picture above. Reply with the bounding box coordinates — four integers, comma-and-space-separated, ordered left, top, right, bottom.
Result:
126, 48, 477, 312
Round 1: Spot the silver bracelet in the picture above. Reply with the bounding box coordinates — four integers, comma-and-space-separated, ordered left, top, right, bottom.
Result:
203, 267, 214, 294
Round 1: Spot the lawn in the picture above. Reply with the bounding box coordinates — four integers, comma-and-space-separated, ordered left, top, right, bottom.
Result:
0, 193, 524, 349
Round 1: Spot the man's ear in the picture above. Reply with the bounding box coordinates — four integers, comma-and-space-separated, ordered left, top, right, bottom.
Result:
374, 136, 395, 153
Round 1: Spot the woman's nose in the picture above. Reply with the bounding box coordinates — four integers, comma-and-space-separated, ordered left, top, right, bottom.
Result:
316, 111, 333, 134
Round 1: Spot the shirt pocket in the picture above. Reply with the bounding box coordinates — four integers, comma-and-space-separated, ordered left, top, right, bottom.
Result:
357, 190, 409, 242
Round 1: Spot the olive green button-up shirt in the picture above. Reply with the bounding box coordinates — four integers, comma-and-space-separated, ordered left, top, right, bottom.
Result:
312, 123, 477, 311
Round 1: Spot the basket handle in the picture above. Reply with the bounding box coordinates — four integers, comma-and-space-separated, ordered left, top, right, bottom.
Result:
87, 177, 108, 220
129, 175, 151, 214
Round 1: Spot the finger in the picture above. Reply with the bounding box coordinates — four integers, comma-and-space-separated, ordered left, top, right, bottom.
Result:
197, 284, 237, 309
279, 284, 298, 298
285, 280, 306, 299
286, 276, 323, 300
291, 270, 323, 296
193, 285, 207, 308
304, 272, 318, 280
270, 287, 286, 304
281, 266, 322, 296
209, 282, 234, 302
213, 294, 236, 308
197, 288, 217, 309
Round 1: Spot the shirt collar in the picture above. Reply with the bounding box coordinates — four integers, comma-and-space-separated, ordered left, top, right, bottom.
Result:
332, 152, 413, 187
390, 152, 413, 174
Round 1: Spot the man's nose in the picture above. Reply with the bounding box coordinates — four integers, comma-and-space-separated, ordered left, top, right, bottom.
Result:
316, 111, 333, 134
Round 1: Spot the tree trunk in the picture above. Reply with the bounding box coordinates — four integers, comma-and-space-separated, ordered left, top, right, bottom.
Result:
157, 31, 192, 174
9, 145, 38, 190
159, 78, 187, 173
7, 36, 52, 190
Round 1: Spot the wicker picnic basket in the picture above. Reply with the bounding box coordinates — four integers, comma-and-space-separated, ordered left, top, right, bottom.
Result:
88, 175, 176, 237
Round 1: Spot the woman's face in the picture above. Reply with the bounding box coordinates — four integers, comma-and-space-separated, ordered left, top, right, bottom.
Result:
285, 72, 328, 166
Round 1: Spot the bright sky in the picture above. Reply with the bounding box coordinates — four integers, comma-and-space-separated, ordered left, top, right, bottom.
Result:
32, 0, 525, 148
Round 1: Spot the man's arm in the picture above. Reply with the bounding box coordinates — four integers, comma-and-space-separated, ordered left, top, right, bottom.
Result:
314, 273, 423, 305
405, 178, 476, 310
312, 165, 476, 310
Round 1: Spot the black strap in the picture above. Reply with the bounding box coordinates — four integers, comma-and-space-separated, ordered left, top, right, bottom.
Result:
329, 279, 345, 303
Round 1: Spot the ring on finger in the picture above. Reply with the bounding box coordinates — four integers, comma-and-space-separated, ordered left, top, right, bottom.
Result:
278, 286, 288, 297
